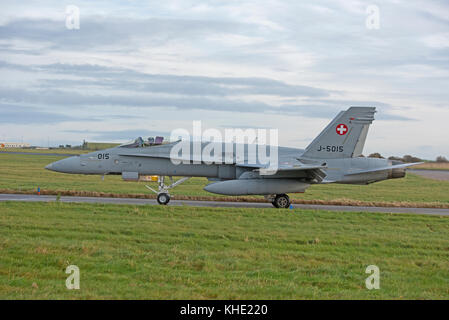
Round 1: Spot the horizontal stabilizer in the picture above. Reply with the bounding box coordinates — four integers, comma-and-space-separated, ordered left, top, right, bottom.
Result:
344, 162, 423, 176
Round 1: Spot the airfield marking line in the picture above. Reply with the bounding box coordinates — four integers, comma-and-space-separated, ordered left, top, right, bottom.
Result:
0, 193, 448, 216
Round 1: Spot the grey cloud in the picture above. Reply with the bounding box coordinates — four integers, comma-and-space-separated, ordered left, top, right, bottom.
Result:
219, 124, 274, 129
1, 61, 331, 98
0, 102, 138, 124
0, 17, 251, 51
375, 112, 415, 121
0, 104, 84, 124
0, 86, 274, 113
38, 76, 329, 98
279, 104, 342, 118
0, 86, 413, 121
276, 103, 403, 121
297, 99, 416, 121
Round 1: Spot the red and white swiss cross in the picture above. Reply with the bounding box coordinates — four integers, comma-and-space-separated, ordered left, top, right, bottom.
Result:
336, 124, 348, 135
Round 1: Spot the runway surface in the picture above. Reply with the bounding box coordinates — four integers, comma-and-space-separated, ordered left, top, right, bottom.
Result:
408, 169, 449, 181
1, 193, 448, 216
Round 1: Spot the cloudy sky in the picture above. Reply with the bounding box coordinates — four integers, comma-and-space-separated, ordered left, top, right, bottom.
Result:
0, 0, 448, 159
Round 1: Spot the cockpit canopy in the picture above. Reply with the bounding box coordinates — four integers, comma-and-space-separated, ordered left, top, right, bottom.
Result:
120, 136, 165, 148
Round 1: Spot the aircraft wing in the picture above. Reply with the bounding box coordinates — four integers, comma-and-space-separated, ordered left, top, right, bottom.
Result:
344, 162, 423, 176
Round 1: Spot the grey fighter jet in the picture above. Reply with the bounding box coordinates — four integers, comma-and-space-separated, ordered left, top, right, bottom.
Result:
45, 107, 420, 208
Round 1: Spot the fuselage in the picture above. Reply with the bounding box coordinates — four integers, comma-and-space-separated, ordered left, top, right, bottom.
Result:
46, 141, 404, 185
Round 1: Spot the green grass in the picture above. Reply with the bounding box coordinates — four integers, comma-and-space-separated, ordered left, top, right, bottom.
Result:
0, 202, 448, 299
0, 153, 448, 205
84, 142, 120, 151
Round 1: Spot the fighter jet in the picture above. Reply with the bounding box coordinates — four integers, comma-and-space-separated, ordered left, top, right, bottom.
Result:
45, 107, 420, 208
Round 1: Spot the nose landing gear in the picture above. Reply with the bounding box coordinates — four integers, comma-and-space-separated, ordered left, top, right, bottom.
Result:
145, 176, 190, 205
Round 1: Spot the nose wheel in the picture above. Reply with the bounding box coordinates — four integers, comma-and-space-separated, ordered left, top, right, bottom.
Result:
145, 176, 190, 205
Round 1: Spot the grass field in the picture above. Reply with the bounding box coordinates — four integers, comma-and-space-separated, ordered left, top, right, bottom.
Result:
84, 142, 121, 151
0, 153, 448, 207
0, 201, 448, 299
0, 148, 88, 155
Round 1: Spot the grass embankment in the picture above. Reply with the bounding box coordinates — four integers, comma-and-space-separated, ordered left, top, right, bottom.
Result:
0, 153, 448, 208
0, 201, 448, 299
412, 162, 449, 171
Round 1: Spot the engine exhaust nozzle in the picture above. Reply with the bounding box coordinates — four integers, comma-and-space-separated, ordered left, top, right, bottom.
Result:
388, 167, 406, 179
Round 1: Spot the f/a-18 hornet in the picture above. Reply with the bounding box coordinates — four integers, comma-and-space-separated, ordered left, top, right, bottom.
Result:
46, 107, 420, 208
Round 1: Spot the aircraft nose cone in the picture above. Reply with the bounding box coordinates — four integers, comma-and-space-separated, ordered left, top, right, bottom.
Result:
44, 156, 80, 173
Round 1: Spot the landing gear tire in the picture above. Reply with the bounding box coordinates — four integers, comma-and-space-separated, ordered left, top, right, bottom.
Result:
145, 176, 190, 206
157, 193, 170, 205
272, 194, 290, 209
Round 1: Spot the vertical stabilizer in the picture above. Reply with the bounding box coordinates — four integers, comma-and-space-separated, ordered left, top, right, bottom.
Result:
301, 107, 376, 159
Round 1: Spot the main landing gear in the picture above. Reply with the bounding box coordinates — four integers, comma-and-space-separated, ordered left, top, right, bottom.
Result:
265, 194, 291, 208
145, 176, 190, 205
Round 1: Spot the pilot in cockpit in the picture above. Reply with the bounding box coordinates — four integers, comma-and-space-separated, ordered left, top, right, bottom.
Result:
120, 136, 164, 148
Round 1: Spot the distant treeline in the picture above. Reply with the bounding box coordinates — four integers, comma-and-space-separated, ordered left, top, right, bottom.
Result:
55, 141, 121, 151
365, 153, 448, 163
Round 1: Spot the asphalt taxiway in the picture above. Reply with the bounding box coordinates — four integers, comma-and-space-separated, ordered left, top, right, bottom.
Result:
0, 193, 448, 216
408, 169, 449, 181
